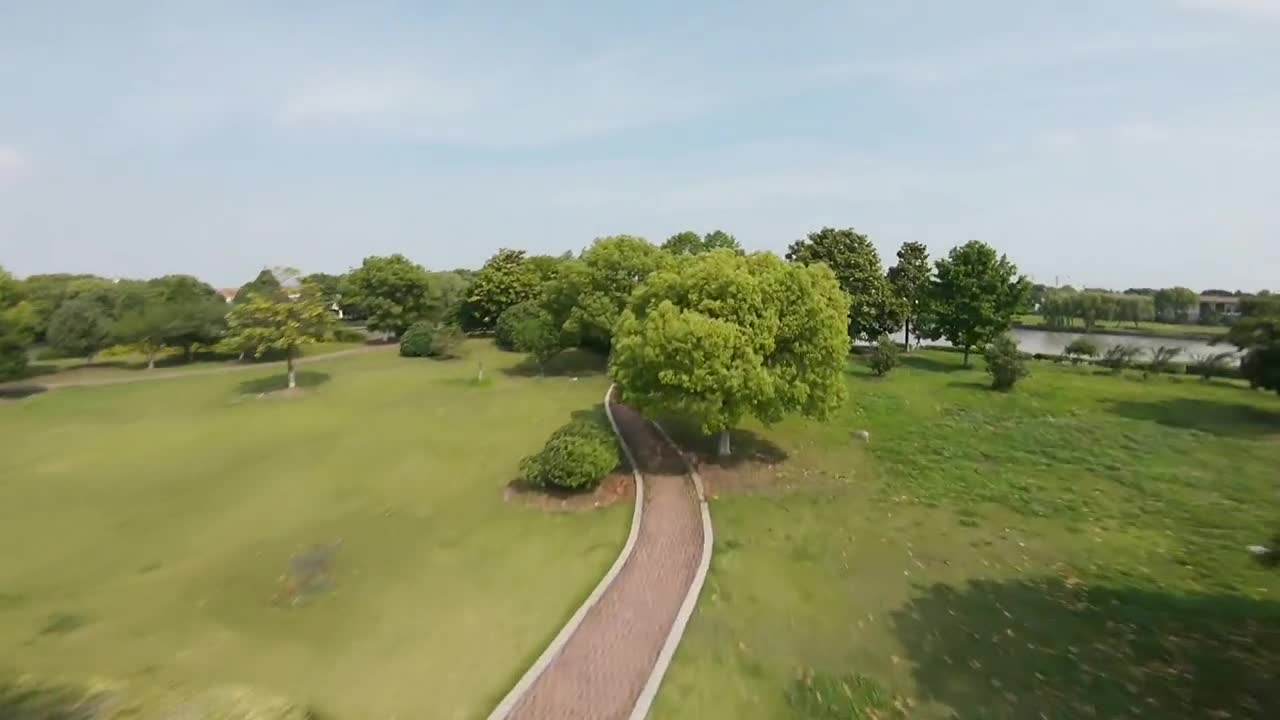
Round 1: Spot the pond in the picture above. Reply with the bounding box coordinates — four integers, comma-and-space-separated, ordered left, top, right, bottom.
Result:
922, 328, 1236, 361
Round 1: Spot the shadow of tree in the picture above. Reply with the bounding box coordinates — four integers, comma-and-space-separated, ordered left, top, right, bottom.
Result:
237, 370, 331, 394
500, 348, 608, 377
891, 578, 1280, 719
1106, 398, 1280, 438
653, 415, 789, 469
0, 385, 47, 400
900, 354, 968, 374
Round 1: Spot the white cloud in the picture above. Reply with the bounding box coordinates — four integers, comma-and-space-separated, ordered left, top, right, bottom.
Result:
0, 146, 26, 182
1178, 0, 1280, 19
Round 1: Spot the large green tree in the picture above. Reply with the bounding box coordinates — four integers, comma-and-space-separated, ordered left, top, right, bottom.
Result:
17, 274, 109, 340
661, 229, 742, 256
1153, 286, 1198, 322
932, 241, 1030, 366
786, 227, 901, 342
462, 249, 540, 332
46, 295, 113, 360
222, 286, 334, 389
887, 241, 931, 349
1229, 300, 1280, 394
234, 269, 285, 303
539, 235, 669, 351
0, 266, 27, 380
343, 254, 433, 337
611, 250, 851, 457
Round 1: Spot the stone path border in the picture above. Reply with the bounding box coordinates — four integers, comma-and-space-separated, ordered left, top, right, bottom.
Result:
486, 386, 714, 720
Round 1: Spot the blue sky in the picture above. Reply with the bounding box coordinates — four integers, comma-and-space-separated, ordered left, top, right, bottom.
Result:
0, 1, 1277, 290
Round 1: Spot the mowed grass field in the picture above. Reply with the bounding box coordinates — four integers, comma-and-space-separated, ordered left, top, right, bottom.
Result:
1014, 313, 1228, 339
655, 351, 1280, 719
0, 341, 625, 719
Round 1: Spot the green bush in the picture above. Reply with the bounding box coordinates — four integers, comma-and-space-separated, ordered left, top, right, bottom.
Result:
0, 318, 27, 381
984, 334, 1027, 391
867, 335, 900, 376
1063, 337, 1100, 365
399, 322, 464, 358
785, 669, 900, 720
495, 301, 544, 351
519, 416, 619, 490
1101, 344, 1143, 372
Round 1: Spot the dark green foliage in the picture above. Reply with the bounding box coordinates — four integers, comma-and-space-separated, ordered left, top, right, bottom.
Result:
343, 255, 433, 337
234, 269, 284, 303
462, 249, 540, 332
1154, 286, 1198, 322
519, 417, 619, 490
494, 301, 544, 351
547, 235, 669, 351
661, 229, 742, 256
868, 334, 900, 376
506, 303, 562, 370
1101, 343, 1143, 372
46, 296, 112, 359
984, 334, 1027, 391
331, 326, 368, 343
1188, 351, 1236, 381
786, 227, 901, 342
1064, 337, 1100, 364
887, 241, 931, 347
785, 670, 901, 720
400, 321, 464, 358
0, 316, 26, 380
1229, 315, 1280, 393
932, 241, 1030, 365
1148, 345, 1183, 375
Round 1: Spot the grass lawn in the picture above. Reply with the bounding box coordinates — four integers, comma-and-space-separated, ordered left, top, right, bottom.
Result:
0, 341, 625, 719
12, 341, 369, 387
655, 350, 1280, 719
1015, 313, 1229, 339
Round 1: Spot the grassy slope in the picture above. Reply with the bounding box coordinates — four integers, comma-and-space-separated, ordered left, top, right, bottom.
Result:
655, 351, 1280, 719
0, 341, 625, 719
1015, 313, 1229, 339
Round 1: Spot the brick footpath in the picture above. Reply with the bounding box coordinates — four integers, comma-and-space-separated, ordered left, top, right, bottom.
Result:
505, 401, 704, 720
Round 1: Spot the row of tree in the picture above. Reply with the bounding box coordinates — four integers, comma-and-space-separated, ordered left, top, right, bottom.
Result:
1039, 291, 1157, 330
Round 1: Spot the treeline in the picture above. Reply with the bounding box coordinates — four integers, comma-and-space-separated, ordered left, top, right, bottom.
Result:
1030, 284, 1277, 328
3, 227, 1277, 394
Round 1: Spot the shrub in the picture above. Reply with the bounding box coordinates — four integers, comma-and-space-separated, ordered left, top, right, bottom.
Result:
0, 318, 27, 381
1188, 351, 1238, 381
495, 301, 544, 351
983, 334, 1027, 391
867, 335, 900, 376
1101, 344, 1143, 372
1147, 345, 1182, 375
519, 416, 619, 490
400, 321, 464, 358
786, 669, 900, 720
1064, 337, 1100, 365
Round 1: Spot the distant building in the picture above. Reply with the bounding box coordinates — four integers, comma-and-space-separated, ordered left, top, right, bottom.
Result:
1190, 295, 1243, 321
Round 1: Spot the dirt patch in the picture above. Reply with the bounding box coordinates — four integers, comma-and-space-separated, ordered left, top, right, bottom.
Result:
505, 470, 635, 512
695, 459, 788, 498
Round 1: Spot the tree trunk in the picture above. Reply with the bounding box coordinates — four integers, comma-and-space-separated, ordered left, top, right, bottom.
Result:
903, 318, 912, 351
147, 350, 156, 370
963, 346, 971, 367
185, 344, 194, 363
477, 361, 484, 383
718, 429, 732, 458
287, 347, 297, 389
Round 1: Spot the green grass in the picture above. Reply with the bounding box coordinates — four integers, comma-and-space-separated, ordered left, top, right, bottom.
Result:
12, 342, 368, 386
1015, 313, 1229, 339
655, 350, 1280, 719
0, 340, 624, 719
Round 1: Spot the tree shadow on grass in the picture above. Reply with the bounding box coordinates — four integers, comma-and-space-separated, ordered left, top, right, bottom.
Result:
1106, 398, 1280, 438
946, 379, 992, 391
900, 354, 969, 373
891, 578, 1280, 719
237, 370, 331, 395
500, 348, 608, 377
654, 415, 789, 469
0, 385, 47, 400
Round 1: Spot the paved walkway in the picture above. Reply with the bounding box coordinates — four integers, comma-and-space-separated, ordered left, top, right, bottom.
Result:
0, 344, 394, 393
502, 400, 706, 720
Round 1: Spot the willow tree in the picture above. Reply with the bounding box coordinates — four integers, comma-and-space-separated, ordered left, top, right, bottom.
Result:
610, 250, 851, 457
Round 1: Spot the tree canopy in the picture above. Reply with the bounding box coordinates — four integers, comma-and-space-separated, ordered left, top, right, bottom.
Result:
887, 241, 931, 348
234, 269, 284, 303
1153, 287, 1198, 322
786, 227, 901, 342
661, 229, 742, 256
462, 249, 540, 332
1229, 301, 1280, 394
223, 286, 334, 389
47, 295, 113, 359
343, 254, 433, 337
932, 240, 1029, 366
610, 250, 850, 456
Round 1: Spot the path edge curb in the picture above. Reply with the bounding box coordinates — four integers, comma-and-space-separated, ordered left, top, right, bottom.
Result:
484, 383, 646, 720
627, 420, 715, 720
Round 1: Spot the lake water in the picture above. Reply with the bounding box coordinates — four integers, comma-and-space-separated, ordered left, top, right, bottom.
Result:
923, 328, 1234, 360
